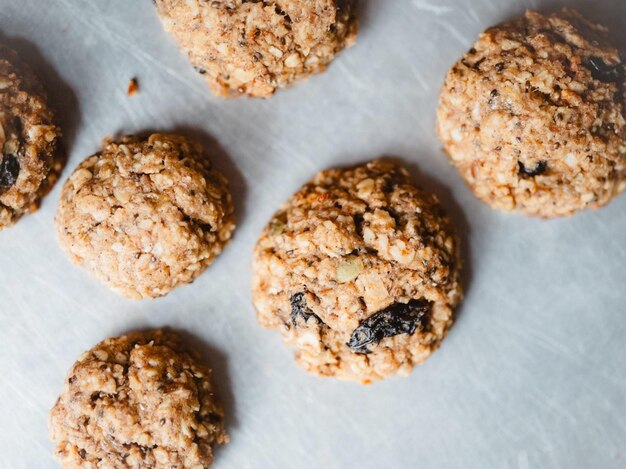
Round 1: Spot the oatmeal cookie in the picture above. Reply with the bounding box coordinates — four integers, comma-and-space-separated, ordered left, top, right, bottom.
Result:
49, 329, 228, 469
437, 9, 626, 217
56, 133, 235, 299
154, 0, 358, 98
0, 45, 61, 229
252, 160, 462, 384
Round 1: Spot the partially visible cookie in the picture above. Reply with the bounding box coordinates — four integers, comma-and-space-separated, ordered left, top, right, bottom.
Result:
154, 0, 358, 98
56, 133, 235, 299
0, 45, 61, 229
49, 329, 228, 469
437, 9, 626, 217
252, 160, 462, 384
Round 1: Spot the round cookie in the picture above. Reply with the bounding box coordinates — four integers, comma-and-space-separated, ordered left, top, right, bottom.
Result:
56, 133, 235, 299
154, 0, 358, 98
437, 9, 626, 218
252, 160, 462, 384
49, 329, 228, 469
0, 45, 61, 229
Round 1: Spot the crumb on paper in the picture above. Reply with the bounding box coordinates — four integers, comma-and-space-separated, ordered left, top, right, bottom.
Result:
127, 77, 139, 96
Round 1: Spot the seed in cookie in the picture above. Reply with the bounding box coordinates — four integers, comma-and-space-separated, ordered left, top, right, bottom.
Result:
49, 329, 228, 469
153, 0, 358, 98
437, 9, 626, 218
252, 160, 462, 384
56, 133, 235, 299
0, 45, 62, 229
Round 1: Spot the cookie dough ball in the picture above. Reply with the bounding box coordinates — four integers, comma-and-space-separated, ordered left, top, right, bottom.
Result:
154, 0, 358, 98
252, 160, 462, 384
437, 9, 626, 218
49, 330, 228, 469
0, 45, 61, 229
56, 133, 235, 299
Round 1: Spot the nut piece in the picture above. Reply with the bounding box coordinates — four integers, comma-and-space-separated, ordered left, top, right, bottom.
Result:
252, 160, 462, 383
437, 9, 626, 218
49, 330, 228, 469
153, 0, 358, 98
56, 133, 235, 299
0, 45, 62, 229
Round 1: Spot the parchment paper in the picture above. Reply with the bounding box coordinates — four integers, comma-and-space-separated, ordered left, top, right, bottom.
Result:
0, 1, 625, 468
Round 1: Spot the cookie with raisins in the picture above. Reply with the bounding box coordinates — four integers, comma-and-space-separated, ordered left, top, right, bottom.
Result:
437, 9, 626, 217
0, 45, 61, 229
252, 160, 462, 384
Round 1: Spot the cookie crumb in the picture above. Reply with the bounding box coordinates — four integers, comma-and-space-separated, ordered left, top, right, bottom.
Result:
127, 77, 139, 96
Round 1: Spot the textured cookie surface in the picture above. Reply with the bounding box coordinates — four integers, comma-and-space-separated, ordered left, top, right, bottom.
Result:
154, 0, 358, 98
252, 160, 462, 383
49, 330, 228, 469
56, 133, 235, 299
0, 45, 61, 229
437, 9, 626, 217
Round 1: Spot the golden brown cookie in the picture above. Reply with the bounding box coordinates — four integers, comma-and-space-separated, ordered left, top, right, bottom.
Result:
154, 0, 358, 98
49, 330, 228, 469
56, 133, 235, 299
252, 160, 462, 384
0, 45, 61, 229
437, 9, 626, 218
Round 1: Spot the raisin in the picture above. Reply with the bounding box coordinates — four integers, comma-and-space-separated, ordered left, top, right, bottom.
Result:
603, 123, 616, 133
488, 89, 499, 108
471, 57, 486, 71
518, 160, 547, 178
290, 292, 322, 326
10, 116, 22, 137
336, 0, 353, 12
205, 413, 223, 424
462, 57, 485, 71
347, 300, 431, 354
353, 213, 364, 236
381, 176, 395, 194
0, 154, 19, 190
586, 56, 624, 83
